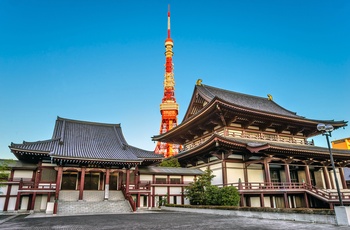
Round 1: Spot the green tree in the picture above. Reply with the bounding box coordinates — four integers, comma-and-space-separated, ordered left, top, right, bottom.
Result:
159, 158, 181, 167
219, 186, 240, 206
185, 168, 240, 206
205, 185, 221, 205
185, 168, 215, 205
0, 160, 11, 182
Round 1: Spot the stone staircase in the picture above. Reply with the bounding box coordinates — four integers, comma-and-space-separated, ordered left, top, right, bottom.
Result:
57, 190, 132, 215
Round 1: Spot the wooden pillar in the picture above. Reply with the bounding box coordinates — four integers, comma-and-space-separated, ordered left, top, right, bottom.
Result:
167, 175, 170, 204
339, 167, 347, 189
148, 192, 152, 208
284, 164, 291, 184
181, 175, 184, 204
243, 164, 248, 188
283, 192, 289, 208
152, 175, 155, 207
222, 160, 227, 186
264, 160, 271, 184
304, 193, 309, 208
79, 167, 86, 200
260, 193, 265, 207
118, 171, 123, 190
322, 166, 331, 189
125, 169, 130, 194
240, 194, 244, 207
135, 168, 139, 189
53, 166, 63, 215
30, 193, 37, 211
104, 168, 110, 200
3, 170, 15, 211
137, 193, 141, 208
304, 165, 312, 185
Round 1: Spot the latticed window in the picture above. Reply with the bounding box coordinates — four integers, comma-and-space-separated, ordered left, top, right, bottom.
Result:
155, 178, 166, 184
41, 168, 57, 182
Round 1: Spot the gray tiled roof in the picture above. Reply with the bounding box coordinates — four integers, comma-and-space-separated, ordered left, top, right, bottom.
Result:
10, 117, 162, 162
197, 84, 302, 118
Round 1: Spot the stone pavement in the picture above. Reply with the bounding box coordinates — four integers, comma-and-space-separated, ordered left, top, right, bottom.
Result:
0, 209, 348, 230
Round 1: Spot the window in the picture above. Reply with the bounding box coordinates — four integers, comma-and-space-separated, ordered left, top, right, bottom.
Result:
170, 178, 181, 184
155, 178, 166, 184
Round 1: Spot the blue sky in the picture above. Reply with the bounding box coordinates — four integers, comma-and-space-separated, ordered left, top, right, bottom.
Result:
1, 0, 349, 159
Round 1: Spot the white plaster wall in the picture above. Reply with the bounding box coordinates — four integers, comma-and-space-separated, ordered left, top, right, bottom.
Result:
183, 176, 194, 183
40, 195, 47, 210
226, 162, 244, 184
155, 175, 167, 179
7, 197, 16, 211
139, 196, 145, 207
264, 196, 271, 207
10, 185, 19, 195
211, 168, 222, 185
330, 169, 343, 189
34, 195, 42, 211
0, 197, 5, 211
169, 187, 181, 194
14, 170, 33, 179
154, 187, 167, 195
140, 175, 152, 181
0, 185, 7, 195
314, 170, 325, 189
20, 196, 29, 211
247, 167, 264, 183
184, 197, 190, 205
210, 163, 222, 170
250, 197, 261, 207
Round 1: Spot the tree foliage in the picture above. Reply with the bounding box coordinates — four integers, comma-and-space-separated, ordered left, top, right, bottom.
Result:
185, 168, 240, 206
0, 160, 11, 189
159, 158, 181, 167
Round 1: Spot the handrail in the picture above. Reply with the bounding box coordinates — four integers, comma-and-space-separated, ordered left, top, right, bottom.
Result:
121, 184, 136, 212
223, 181, 350, 203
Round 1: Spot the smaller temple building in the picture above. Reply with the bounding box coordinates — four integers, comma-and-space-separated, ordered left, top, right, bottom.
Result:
0, 117, 202, 214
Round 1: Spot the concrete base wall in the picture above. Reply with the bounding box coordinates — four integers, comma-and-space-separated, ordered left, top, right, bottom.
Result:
334, 206, 350, 226
162, 206, 337, 225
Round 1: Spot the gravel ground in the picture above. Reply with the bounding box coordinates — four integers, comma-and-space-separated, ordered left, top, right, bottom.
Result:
0, 210, 348, 230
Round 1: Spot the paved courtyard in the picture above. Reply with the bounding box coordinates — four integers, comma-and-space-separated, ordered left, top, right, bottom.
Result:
0, 210, 348, 230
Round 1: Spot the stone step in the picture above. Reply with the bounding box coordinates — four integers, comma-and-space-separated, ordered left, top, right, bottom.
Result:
58, 200, 132, 215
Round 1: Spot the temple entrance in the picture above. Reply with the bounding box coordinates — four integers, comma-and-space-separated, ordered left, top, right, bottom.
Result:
110, 174, 118, 190
61, 172, 78, 190
84, 173, 99, 190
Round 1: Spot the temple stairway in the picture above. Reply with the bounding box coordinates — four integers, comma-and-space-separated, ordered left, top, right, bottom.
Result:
57, 190, 132, 215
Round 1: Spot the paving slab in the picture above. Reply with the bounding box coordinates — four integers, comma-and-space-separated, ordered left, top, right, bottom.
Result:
0, 210, 347, 230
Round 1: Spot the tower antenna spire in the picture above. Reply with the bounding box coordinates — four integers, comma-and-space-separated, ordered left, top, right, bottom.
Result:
167, 4, 171, 38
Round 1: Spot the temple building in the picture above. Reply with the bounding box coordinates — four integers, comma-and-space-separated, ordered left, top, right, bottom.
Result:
0, 117, 201, 214
332, 137, 350, 150
153, 81, 350, 209
155, 6, 180, 158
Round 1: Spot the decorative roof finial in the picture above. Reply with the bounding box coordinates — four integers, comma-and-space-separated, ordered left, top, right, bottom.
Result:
196, 79, 202, 85
267, 94, 273, 101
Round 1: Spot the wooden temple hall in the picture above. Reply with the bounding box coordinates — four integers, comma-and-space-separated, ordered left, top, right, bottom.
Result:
153, 81, 350, 209
0, 117, 203, 214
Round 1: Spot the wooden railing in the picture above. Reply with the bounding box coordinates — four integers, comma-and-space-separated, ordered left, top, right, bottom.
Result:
121, 184, 136, 212
137, 180, 192, 186
222, 181, 350, 203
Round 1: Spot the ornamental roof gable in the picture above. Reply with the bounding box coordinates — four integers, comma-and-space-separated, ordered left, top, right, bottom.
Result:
183, 84, 301, 121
